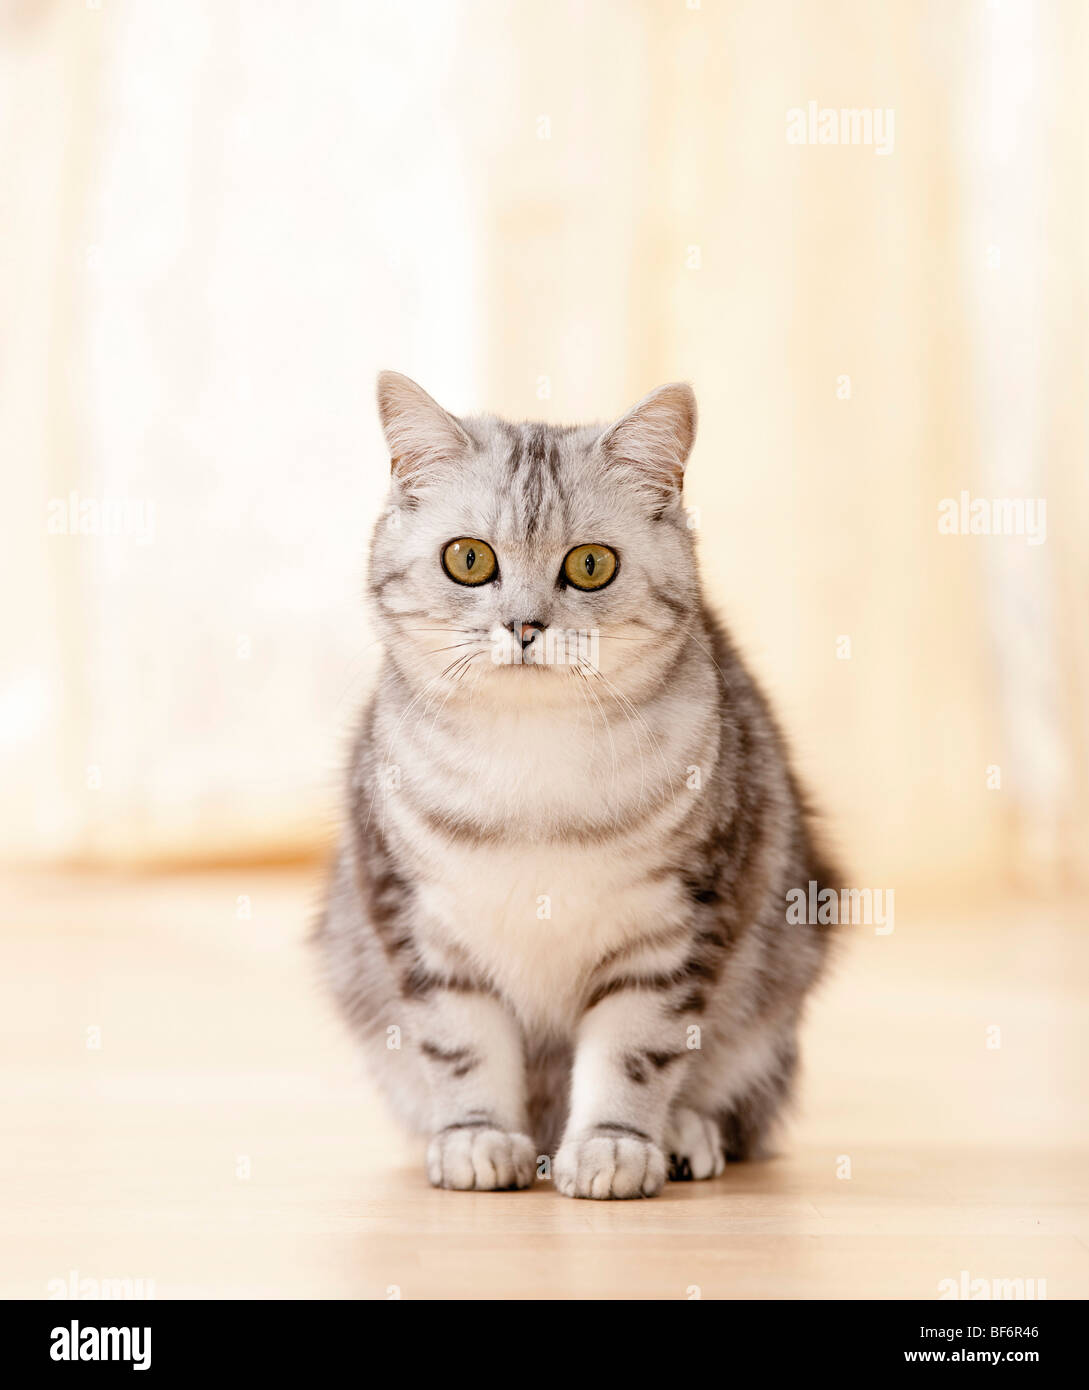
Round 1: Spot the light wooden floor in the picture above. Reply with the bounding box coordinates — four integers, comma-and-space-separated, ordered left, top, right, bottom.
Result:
2, 868, 1087, 1300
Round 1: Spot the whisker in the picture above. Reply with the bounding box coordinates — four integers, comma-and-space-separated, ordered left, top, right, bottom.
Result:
422, 652, 483, 751
439, 650, 481, 680
574, 660, 623, 827
361, 674, 446, 832
578, 659, 651, 814
584, 663, 680, 814
570, 663, 599, 760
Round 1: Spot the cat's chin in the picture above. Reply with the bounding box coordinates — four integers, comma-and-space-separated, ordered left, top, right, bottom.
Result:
471, 662, 588, 711
482, 661, 567, 691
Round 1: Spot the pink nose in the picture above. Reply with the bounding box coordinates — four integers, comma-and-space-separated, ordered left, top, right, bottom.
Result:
509, 620, 545, 651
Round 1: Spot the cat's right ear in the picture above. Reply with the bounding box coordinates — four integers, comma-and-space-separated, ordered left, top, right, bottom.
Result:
595, 382, 697, 508
376, 371, 472, 490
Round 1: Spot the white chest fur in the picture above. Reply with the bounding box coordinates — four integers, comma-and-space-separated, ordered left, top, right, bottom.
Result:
380, 692, 699, 1033
415, 838, 685, 1033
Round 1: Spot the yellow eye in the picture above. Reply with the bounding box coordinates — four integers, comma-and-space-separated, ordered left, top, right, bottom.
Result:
563, 543, 619, 591
441, 538, 498, 586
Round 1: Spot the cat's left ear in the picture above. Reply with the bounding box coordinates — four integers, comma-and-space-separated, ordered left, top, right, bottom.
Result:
376, 371, 473, 491
595, 383, 697, 506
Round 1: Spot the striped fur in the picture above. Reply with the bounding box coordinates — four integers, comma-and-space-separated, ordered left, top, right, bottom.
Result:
314, 373, 838, 1198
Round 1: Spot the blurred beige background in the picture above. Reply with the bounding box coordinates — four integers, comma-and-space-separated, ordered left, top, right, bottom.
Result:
3, 0, 1089, 1306
2, 0, 1087, 900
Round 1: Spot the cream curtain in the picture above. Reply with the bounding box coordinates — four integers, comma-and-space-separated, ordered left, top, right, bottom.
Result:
2, 0, 1086, 896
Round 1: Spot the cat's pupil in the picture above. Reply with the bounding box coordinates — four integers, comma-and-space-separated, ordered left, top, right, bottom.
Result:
466, 547, 476, 571
584, 553, 595, 577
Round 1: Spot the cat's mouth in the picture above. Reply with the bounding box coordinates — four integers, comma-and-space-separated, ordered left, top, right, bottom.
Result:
491, 653, 558, 671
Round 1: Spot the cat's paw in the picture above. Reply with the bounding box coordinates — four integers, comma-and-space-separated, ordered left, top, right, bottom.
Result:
667, 1105, 726, 1181
426, 1126, 536, 1191
553, 1132, 667, 1199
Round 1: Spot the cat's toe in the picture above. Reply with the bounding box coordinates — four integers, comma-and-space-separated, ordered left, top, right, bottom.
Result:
666, 1106, 725, 1181
426, 1127, 536, 1191
553, 1135, 667, 1199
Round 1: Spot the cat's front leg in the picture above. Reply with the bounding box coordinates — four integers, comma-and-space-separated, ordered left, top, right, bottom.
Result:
554, 988, 693, 1200
412, 986, 536, 1191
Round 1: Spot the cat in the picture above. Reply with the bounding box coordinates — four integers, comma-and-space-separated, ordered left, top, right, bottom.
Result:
314, 371, 838, 1199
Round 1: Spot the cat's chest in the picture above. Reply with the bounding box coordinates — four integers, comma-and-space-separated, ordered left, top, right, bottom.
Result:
379, 695, 697, 1030
415, 839, 683, 1032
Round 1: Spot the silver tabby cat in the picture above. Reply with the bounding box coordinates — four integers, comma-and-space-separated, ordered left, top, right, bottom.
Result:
315, 371, 837, 1199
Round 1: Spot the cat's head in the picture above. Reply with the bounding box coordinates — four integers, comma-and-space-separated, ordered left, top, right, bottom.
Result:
368, 371, 699, 708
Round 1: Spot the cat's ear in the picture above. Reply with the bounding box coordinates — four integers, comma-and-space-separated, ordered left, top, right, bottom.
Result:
596, 383, 697, 505
376, 371, 472, 489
